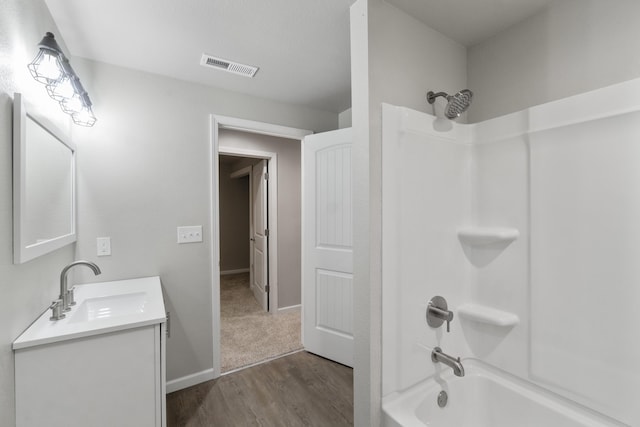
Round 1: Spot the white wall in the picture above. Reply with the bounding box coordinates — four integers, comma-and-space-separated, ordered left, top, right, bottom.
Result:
69, 58, 333, 384
0, 2, 78, 426
468, 0, 640, 122
218, 129, 303, 309
350, 1, 467, 424
349, 4, 372, 424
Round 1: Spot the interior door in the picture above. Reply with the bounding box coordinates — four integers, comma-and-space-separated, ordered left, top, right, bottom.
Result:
251, 160, 269, 312
302, 127, 353, 367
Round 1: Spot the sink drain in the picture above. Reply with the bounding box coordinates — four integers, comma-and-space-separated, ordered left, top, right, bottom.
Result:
437, 390, 448, 408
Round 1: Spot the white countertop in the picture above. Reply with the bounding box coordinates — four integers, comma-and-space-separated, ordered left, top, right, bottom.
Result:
13, 276, 166, 350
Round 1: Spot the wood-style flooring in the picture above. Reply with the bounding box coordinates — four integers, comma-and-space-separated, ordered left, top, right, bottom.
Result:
167, 351, 353, 426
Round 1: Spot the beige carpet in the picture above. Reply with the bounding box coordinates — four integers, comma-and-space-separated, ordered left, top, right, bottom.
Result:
220, 273, 302, 373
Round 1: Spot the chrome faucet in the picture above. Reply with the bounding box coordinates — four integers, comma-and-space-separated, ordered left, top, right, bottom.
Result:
431, 347, 465, 377
53, 260, 102, 320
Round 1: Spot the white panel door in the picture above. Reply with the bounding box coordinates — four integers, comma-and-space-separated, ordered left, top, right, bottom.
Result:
251, 160, 268, 312
302, 128, 353, 367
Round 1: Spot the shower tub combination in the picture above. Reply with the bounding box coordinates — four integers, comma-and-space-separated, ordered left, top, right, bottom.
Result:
381, 79, 640, 427
382, 361, 620, 427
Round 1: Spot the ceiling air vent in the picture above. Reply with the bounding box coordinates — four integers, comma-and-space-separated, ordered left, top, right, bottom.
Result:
200, 54, 259, 78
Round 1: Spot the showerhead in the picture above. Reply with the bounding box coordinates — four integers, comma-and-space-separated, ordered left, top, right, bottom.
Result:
427, 89, 474, 119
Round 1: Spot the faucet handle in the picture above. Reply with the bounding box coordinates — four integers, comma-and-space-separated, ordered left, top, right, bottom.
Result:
66, 286, 76, 307
49, 299, 66, 321
427, 296, 454, 333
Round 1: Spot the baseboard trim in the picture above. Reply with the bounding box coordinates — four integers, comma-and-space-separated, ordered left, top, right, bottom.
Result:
220, 268, 250, 276
277, 304, 301, 314
166, 368, 215, 393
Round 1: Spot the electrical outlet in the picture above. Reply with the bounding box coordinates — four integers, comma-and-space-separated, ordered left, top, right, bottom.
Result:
97, 237, 111, 256
177, 226, 203, 244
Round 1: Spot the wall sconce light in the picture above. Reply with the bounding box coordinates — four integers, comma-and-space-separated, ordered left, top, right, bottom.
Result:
28, 32, 96, 127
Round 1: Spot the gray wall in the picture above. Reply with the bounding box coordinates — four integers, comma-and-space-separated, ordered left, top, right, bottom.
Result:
468, 0, 640, 122
338, 108, 352, 128
0, 2, 77, 426
219, 160, 250, 272
69, 58, 335, 384
0, 3, 334, 420
218, 129, 303, 309
350, 1, 467, 424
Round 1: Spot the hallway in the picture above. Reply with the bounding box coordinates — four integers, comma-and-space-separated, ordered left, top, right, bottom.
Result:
220, 273, 302, 372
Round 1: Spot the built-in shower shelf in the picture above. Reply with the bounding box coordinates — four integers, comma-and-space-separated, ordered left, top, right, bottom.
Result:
457, 304, 519, 327
457, 227, 519, 247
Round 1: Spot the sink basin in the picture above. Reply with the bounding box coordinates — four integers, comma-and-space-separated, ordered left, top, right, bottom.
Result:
12, 276, 166, 350
69, 292, 147, 323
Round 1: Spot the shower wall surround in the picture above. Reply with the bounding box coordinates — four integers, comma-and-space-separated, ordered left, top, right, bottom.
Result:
381, 77, 640, 426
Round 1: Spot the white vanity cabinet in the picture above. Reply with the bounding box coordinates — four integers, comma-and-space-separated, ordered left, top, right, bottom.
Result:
13, 277, 167, 427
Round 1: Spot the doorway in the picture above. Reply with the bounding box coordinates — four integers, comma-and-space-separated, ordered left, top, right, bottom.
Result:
219, 155, 268, 312
219, 153, 300, 372
210, 115, 313, 376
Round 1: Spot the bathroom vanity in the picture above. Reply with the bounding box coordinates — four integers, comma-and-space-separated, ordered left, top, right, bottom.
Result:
13, 276, 167, 427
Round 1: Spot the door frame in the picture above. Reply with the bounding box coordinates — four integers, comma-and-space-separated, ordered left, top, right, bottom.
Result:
209, 115, 312, 377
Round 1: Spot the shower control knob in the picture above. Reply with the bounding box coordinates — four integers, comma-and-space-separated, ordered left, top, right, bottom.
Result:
426, 296, 454, 333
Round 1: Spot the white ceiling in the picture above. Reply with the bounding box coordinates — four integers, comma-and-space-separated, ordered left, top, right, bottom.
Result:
44, 0, 555, 114
44, 0, 356, 113
386, 0, 555, 47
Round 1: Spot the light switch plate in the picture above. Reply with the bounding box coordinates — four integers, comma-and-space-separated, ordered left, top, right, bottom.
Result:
177, 226, 203, 244
97, 237, 111, 256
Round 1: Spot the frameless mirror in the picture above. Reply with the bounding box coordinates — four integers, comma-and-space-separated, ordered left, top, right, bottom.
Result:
13, 93, 76, 264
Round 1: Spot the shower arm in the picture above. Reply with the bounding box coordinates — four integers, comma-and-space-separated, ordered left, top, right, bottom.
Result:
427, 91, 449, 104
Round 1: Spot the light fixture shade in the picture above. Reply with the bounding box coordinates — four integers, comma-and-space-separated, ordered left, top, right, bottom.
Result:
46, 75, 76, 101
60, 92, 83, 114
27, 32, 65, 84
60, 76, 87, 113
72, 105, 97, 127
28, 49, 63, 84
68, 90, 96, 127
46, 58, 77, 101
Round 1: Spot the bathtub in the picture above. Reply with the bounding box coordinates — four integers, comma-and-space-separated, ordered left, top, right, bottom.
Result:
382, 361, 622, 427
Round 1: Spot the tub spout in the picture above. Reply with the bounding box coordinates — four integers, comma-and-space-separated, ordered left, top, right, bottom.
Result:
431, 347, 465, 377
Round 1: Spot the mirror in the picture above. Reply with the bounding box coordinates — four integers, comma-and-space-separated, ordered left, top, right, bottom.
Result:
13, 93, 76, 264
